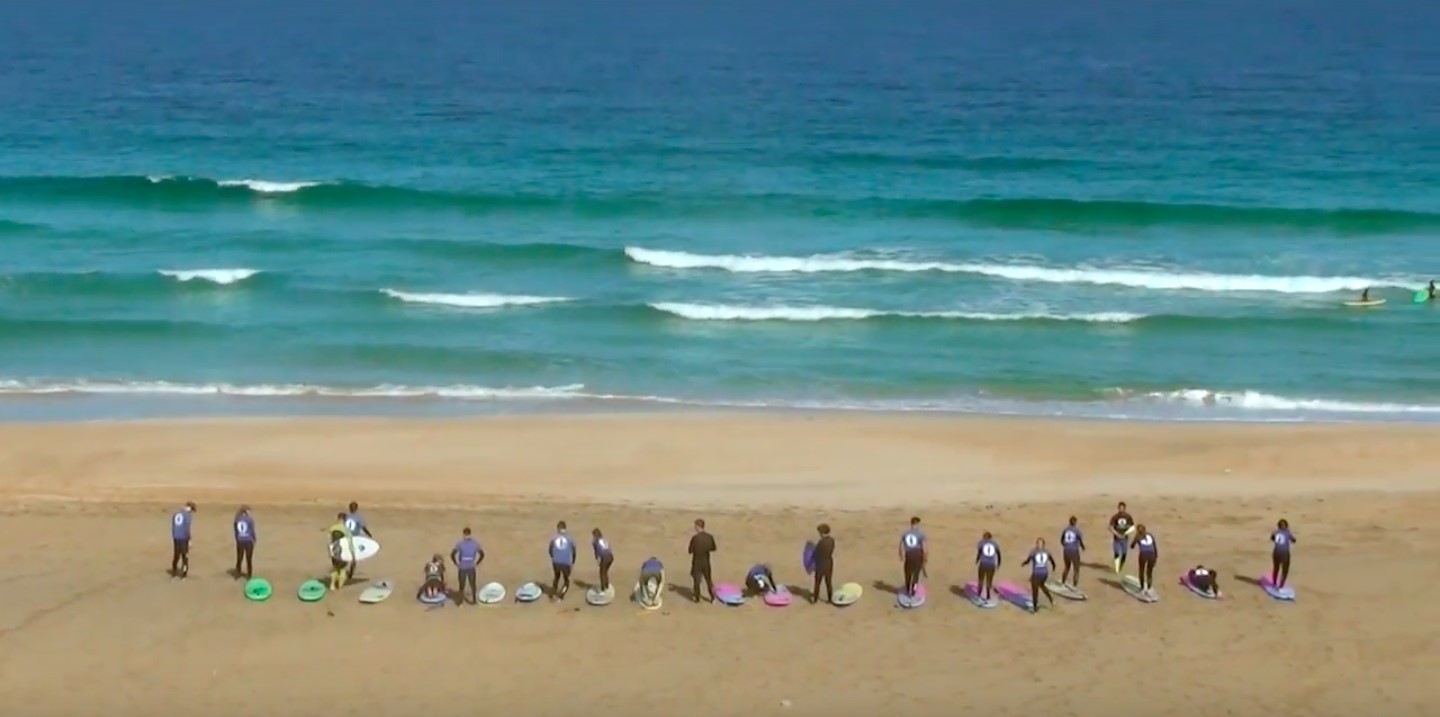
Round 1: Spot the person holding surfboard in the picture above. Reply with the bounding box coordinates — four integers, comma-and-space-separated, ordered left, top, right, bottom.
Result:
549, 521, 577, 601
451, 527, 484, 605
1022, 537, 1057, 613
1270, 519, 1297, 589
591, 528, 614, 595
1130, 524, 1159, 597
1185, 565, 1220, 597
342, 502, 373, 584
233, 505, 256, 580
688, 519, 718, 603
325, 513, 356, 591
1108, 502, 1135, 574
974, 531, 1001, 602
170, 501, 196, 579
898, 517, 928, 598
1059, 516, 1086, 588
810, 524, 835, 605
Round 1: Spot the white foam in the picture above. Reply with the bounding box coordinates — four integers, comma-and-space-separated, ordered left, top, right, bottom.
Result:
381, 289, 571, 309
158, 268, 261, 285
651, 303, 1142, 323
0, 379, 585, 400
1152, 389, 1440, 414
625, 247, 1414, 294
217, 179, 322, 193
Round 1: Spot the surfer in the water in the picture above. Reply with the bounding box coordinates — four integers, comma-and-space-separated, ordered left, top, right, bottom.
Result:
1360, 288, 1371, 302
688, 519, 718, 603
745, 563, 777, 596
342, 502, 373, 584
1022, 537, 1057, 613
639, 557, 664, 605
592, 528, 614, 594
1186, 564, 1220, 597
549, 521, 577, 600
899, 517, 928, 597
810, 523, 835, 605
974, 531, 1001, 602
1109, 502, 1135, 573
326, 513, 355, 591
1270, 518, 1297, 588
170, 501, 196, 579
233, 505, 255, 579
1131, 524, 1158, 596
1059, 516, 1085, 588
417, 553, 446, 601
451, 527, 483, 605
1429, 280, 1437, 300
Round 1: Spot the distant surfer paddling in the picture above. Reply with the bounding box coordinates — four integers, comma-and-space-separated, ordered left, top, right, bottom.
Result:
342, 502, 373, 584
549, 521, 576, 600
1186, 564, 1220, 597
451, 527, 484, 605
688, 519, 717, 603
1270, 519, 1297, 589
1059, 516, 1086, 588
169, 501, 196, 579
592, 528, 614, 594
1109, 502, 1135, 573
417, 553, 446, 602
810, 523, 835, 605
1022, 537, 1057, 613
325, 513, 356, 591
233, 505, 255, 580
898, 516, 928, 598
745, 563, 778, 596
1131, 524, 1158, 597
974, 531, 1000, 602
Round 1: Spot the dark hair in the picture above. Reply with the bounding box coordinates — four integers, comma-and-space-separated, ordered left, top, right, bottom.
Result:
557, 520, 567, 530
817, 523, 830, 535
592, 528, 603, 537
910, 516, 921, 526
1277, 518, 1289, 529
1117, 501, 1127, 510
348, 502, 359, 512
336, 512, 346, 520
1068, 515, 1077, 524
982, 531, 992, 540
695, 518, 705, 529
462, 527, 471, 536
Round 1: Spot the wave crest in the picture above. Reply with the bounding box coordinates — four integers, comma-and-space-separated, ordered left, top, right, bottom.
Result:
158, 268, 261, 285
380, 289, 572, 308
650, 303, 1142, 323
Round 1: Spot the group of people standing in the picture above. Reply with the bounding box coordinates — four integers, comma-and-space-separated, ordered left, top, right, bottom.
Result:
169, 500, 1299, 609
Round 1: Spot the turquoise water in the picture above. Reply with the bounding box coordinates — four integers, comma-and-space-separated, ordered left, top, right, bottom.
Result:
2, 0, 1438, 421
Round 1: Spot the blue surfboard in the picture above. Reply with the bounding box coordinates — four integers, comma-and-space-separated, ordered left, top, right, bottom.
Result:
802, 541, 816, 575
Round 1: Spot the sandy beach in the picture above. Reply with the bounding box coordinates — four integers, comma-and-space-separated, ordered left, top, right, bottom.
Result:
1, 413, 1437, 717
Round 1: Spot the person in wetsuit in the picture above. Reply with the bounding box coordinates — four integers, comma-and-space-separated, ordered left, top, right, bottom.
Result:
811, 523, 836, 605
1059, 516, 1086, 588
1022, 537, 1057, 613
549, 521, 576, 600
1109, 502, 1135, 573
974, 531, 1001, 602
417, 553, 446, 601
1270, 519, 1297, 588
342, 502, 373, 584
638, 557, 664, 605
170, 501, 196, 579
592, 528, 614, 594
233, 505, 255, 579
1186, 565, 1220, 596
325, 512, 355, 591
1131, 524, 1158, 595
688, 519, 717, 603
451, 527, 484, 604
745, 564, 777, 596
898, 516, 928, 597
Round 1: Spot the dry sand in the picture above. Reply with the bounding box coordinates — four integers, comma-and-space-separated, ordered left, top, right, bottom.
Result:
0, 413, 1437, 716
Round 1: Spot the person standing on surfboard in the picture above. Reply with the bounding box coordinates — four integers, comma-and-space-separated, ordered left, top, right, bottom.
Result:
233, 505, 256, 580
1270, 519, 1297, 589
1108, 502, 1135, 573
343, 502, 373, 584
451, 527, 484, 605
898, 517, 927, 598
1130, 525, 1158, 597
688, 519, 718, 603
1059, 517, 1086, 588
810, 524, 835, 605
170, 501, 196, 579
1022, 537, 1057, 613
549, 521, 577, 600
974, 531, 1001, 602
591, 528, 614, 594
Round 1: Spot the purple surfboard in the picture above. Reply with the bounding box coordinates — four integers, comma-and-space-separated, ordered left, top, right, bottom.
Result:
1259, 574, 1296, 601
802, 541, 816, 576
995, 581, 1036, 611
962, 581, 998, 608
714, 583, 745, 606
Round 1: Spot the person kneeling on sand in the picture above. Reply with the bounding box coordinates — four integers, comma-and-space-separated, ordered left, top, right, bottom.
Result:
417, 554, 446, 601
637, 557, 664, 604
1186, 565, 1221, 597
745, 563, 777, 596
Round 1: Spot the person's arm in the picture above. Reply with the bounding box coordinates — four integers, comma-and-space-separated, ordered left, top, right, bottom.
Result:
974, 546, 981, 565
995, 550, 1001, 570
1022, 552, 1033, 567
1130, 535, 1139, 549
688, 536, 696, 555
450, 548, 459, 566
1078, 536, 1086, 551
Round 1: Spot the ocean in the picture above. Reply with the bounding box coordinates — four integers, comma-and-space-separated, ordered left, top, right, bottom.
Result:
1, 0, 1437, 422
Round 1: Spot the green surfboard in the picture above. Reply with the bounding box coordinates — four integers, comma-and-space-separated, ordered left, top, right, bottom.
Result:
297, 579, 328, 602
244, 577, 272, 602
1415, 290, 1430, 304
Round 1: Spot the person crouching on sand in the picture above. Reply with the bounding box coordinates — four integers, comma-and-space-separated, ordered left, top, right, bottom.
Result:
417, 554, 446, 601
1187, 565, 1220, 597
745, 563, 777, 596
637, 557, 664, 604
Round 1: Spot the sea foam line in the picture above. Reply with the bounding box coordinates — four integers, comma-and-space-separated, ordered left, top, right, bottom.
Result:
381, 289, 572, 309
0, 379, 585, 400
625, 247, 1415, 294
158, 268, 262, 285
651, 302, 1142, 323
1148, 389, 1440, 414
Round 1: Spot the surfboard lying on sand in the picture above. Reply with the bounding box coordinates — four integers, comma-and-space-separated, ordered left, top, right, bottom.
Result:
1121, 574, 1159, 603
586, 585, 616, 606
962, 581, 998, 608
417, 589, 447, 605
831, 582, 862, 607
477, 582, 506, 604
1178, 573, 1220, 600
1259, 575, 1296, 601
515, 582, 543, 603
995, 581, 1036, 612
297, 579, 327, 602
762, 586, 792, 607
358, 580, 393, 604
714, 583, 745, 606
895, 583, 926, 609
634, 577, 663, 610
244, 577, 272, 602
1046, 580, 1087, 601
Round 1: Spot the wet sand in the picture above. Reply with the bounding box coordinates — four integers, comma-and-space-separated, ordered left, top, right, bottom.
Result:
0, 414, 1436, 716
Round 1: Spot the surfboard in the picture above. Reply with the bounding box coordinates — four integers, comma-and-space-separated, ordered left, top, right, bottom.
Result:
297, 579, 327, 602
962, 581, 998, 609
634, 577, 663, 610
477, 582, 506, 604
1343, 299, 1386, 307
331, 536, 381, 563
358, 580, 393, 604
995, 581, 1037, 611
1415, 291, 1431, 304
244, 577, 272, 602
831, 582, 862, 607
1046, 580, 1088, 601
1121, 574, 1159, 603
417, 589, 447, 605
1259, 575, 1296, 602
802, 541, 816, 576
515, 582, 543, 603
895, 583, 926, 609
1178, 573, 1220, 600
586, 585, 616, 606
762, 586, 792, 607
714, 583, 745, 606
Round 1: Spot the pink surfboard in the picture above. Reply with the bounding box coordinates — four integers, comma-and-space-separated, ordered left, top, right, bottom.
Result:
895, 582, 926, 608
995, 581, 1036, 611
714, 583, 745, 606
1259, 574, 1296, 601
1178, 573, 1220, 599
762, 586, 792, 607
962, 581, 998, 608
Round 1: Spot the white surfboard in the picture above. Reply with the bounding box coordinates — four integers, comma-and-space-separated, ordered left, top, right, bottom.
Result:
634, 578, 663, 610
477, 582, 506, 604
515, 582, 543, 603
1122, 574, 1159, 603
331, 536, 381, 563
358, 580, 393, 604
586, 585, 616, 606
